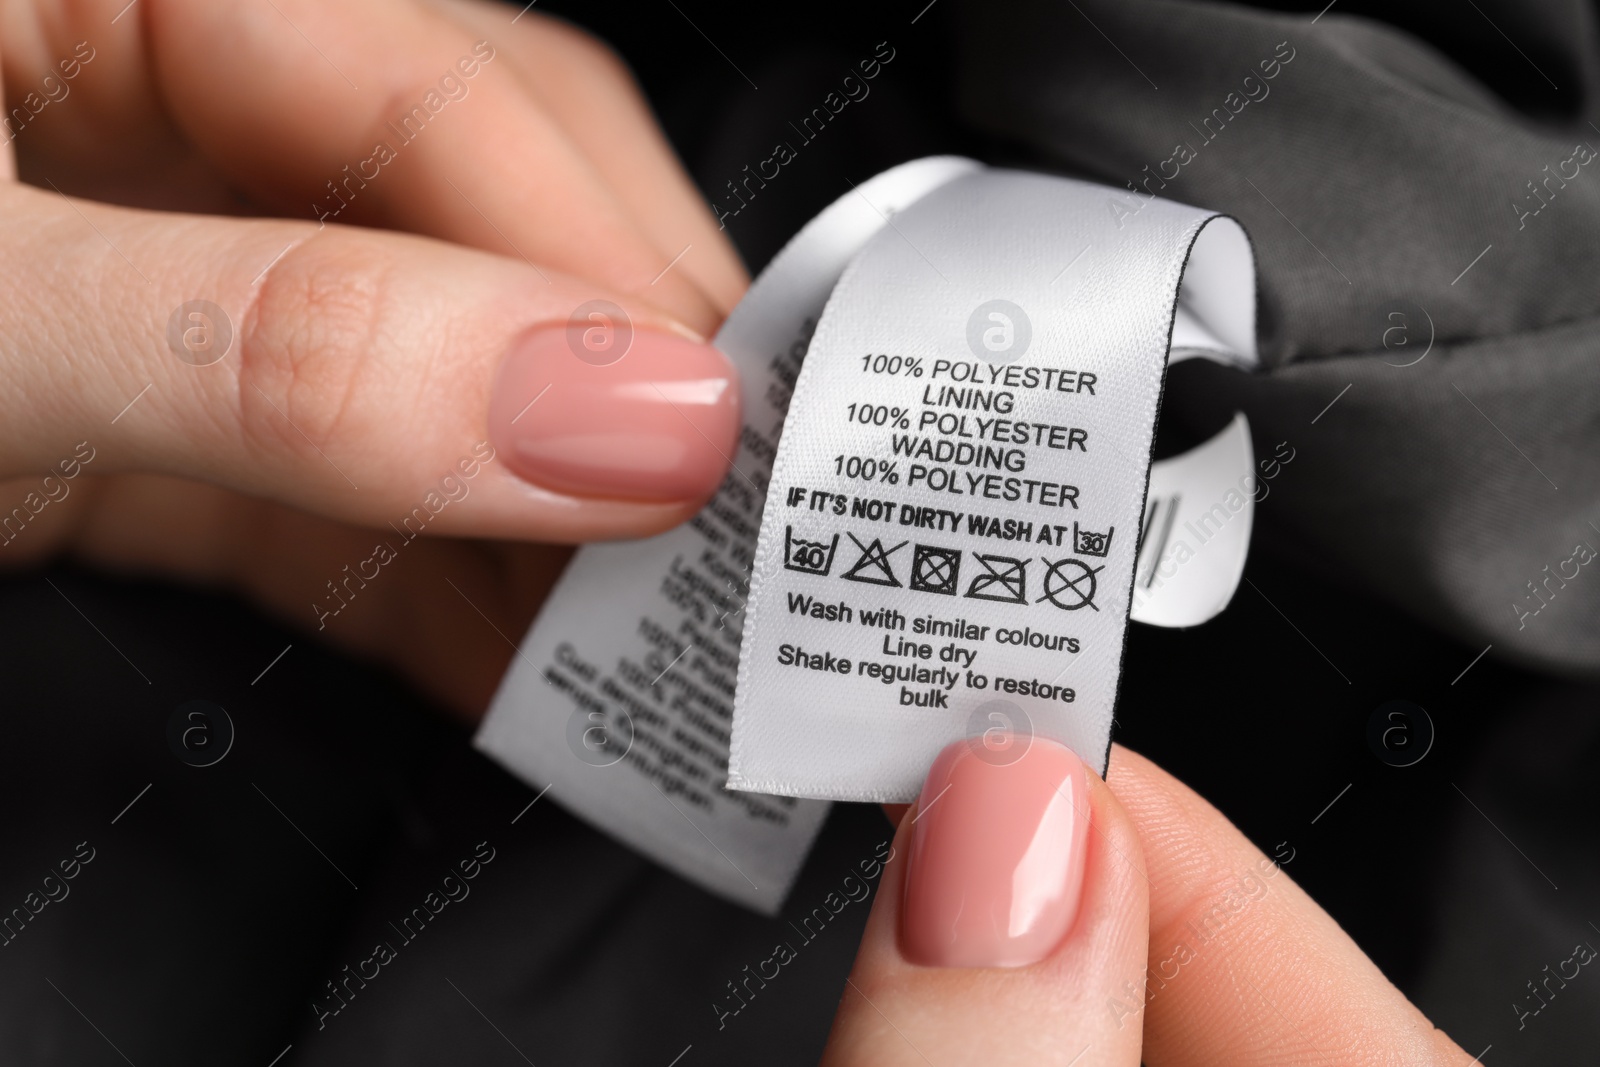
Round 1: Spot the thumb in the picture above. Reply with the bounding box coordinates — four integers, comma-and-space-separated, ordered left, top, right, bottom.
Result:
1, 183, 739, 543
823, 735, 1150, 1067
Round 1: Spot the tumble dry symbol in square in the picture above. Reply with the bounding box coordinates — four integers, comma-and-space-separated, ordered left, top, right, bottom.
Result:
909, 544, 961, 596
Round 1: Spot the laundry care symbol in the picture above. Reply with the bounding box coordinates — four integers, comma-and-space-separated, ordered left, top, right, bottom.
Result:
841, 534, 907, 587
965, 553, 1027, 605
1072, 522, 1113, 557
910, 544, 962, 596
1039, 557, 1102, 611
783, 525, 839, 576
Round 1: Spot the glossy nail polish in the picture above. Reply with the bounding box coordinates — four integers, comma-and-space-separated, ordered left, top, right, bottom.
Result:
489, 323, 740, 503
901, 735, 1090, 968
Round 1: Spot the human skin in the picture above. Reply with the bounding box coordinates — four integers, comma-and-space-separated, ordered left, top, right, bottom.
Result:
824, 744, 1479, 1066
0, 0, 747, 715
1, 4, 1479, 1061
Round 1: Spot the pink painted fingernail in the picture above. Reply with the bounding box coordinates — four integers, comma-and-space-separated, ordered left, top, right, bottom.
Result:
901, 734, 1090, 968
489, 313, 740, 503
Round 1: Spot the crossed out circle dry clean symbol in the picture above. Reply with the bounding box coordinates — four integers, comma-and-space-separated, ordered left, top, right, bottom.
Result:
1038, 557, 1102, 611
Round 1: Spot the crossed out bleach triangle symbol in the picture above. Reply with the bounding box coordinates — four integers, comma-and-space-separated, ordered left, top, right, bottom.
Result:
839, 534, 906, 586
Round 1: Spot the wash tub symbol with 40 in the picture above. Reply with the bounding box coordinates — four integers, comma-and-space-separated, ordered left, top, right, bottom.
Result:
784, 525, 839, 576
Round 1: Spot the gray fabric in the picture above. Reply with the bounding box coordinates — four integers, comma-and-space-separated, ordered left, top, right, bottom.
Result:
7, 5, 1596, 1065
955, 0, 1600, 675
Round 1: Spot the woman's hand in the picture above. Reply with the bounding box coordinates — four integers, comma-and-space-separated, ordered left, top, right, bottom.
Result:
822, 742, 1479, 1066
0, 0, 748, 715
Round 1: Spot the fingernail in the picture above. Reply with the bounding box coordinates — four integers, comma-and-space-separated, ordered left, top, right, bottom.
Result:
901, 734, 1090, 968
489, 322, 740, 503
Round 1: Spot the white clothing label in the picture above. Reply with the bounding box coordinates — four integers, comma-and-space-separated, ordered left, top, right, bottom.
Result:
476, 157, 980, 914
1131, 413, 1257, 628
479, 157, 1258, 911
728, 168, 1257, 802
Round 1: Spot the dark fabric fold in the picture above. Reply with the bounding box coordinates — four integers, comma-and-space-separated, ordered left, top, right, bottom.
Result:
955, 0, 1600, 673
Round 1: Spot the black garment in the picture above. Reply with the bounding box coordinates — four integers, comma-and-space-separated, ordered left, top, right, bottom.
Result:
4, 1, 1597, 1064
950, 0, 1600, 676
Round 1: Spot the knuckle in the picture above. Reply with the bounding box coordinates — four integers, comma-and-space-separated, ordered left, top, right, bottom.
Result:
236, 232, 391, 464
538, 17, 634, 83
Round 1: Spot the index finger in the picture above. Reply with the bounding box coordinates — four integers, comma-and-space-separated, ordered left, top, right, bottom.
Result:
428, 0, 750, 315
1109, 746, 1477, 1066
140, 0, 727, 333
